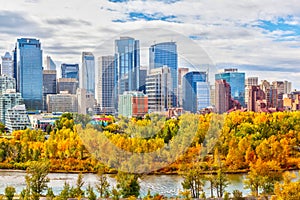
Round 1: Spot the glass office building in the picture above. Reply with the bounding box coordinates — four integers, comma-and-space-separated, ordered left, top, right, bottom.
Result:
149, 42, 178, 107
215, 69, 245, 106
61, 63, 79, 80
182, 71, 209, 113
81, 52, 95, 95
115, 37, 140, 108
16, 38, 43, 110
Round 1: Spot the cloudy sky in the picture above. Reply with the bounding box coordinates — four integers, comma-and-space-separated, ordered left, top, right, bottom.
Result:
1, 0, 300, 88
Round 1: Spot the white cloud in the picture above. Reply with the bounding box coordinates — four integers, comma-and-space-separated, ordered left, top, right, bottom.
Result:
1, 0, 300, 88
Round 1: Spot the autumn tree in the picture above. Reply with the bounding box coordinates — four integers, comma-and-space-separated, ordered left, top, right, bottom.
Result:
181, 166, 206, 198
116, 171, 140, 198
25, 160, 50, 200
274, 172, 300, 200
96, 167, 110, 198
5, 186, 16, 200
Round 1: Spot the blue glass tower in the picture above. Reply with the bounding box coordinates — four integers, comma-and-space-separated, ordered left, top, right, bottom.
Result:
215, 69, 245, 106
61, 64, 79, 80
115, 37, 140, 107
149, 42, 178, 107
16, 38, 43, 110
183, 72, 210, 113
81, 52, 95, 95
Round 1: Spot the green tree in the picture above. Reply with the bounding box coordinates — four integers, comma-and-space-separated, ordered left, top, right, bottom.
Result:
96, 168, 110, 198
215, 169, 229, 198
86, 184, 97, 200
46, 187, 55, 200
116, 171, 140, 198
181, 167, 205, 198
73, 173, 85, 198
25, 161, 50, 200
5, 186, 16, 200
58, 182, 70, 200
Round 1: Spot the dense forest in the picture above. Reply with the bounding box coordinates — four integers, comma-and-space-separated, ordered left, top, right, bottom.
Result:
0, 111, 300, 199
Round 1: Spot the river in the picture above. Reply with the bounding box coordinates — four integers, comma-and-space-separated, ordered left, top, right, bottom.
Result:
0, 170, 297, 197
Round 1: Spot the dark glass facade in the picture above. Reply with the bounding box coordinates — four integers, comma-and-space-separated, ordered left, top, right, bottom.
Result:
215, 70, 245, 106
61, 64, 79, 80
16, 38, 43, 110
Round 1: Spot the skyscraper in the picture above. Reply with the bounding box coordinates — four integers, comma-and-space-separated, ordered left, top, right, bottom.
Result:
61, 63, 79, 80
146, 66, 172, 112
46, 56, 56, 70
97, 56, 116, 114
80, 52, 95, 95
215, 79, 231, 114
1, 52, 14, 77
215, 69, 245, 107
245, 77, 258, 106
115, 37, 140, 98
15, 38, 43, 110
43, 70, 57, 110
182, 72, 210, 113
149, 42, 178, 107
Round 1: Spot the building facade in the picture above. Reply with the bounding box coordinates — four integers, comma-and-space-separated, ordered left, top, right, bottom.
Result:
57, 78, 78, 94
215, 79, 231, 114
61, 64, 79, 80
97, 56, 116, 114
46, 92, 78, 113
182, 72, 210, 113
15, 38, 43, 110
6, 104, 30, 132
247, 86, 265, 112
46, 56, 56, 70
245, 77, 259, 106
81, 52, 95, 95
43, 70, 57, 111
1, 52, 14, 77
146, 66, 172, 113
149, 42, 178, 107
0, 90, 23, 124
215, 69, 245, 107
0, 75, 16, 94
118, 91, 148, 118
115, 37, 140, 101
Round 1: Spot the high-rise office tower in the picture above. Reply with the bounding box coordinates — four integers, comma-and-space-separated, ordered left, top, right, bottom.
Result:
149, 42, 178, 107
146, 66, 172, 112
15, 38, 43, 110
46, 56, 56, 70
215, 79, 231, 114
284, 81, 292, 94
1, 52, 14, 77
61, 63, 79, 80
245, 77, 258, 106
115, 37, 140, 99
43, 70, 57, 110
80, 52, 95, 95
215, 68, 245, 107
182, 72, 210, 113
178, 68, 189, 107
247, 86, 265, 112
139, 66, 147, 94
97, 56, 116, 114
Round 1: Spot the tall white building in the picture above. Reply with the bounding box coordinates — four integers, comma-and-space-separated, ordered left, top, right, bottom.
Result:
146, 66, 172, 113
1, 52, 14, 78
97, 56, 115, 114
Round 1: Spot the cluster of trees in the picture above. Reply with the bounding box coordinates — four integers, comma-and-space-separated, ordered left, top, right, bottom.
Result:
0, 111, 299, 198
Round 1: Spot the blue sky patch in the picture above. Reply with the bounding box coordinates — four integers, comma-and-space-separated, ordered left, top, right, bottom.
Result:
108, 0, 129, 3
113, 12, 181, 23
256, 17, 300, 38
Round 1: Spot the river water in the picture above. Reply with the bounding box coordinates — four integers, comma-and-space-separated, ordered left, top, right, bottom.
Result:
0, 170, 297, 197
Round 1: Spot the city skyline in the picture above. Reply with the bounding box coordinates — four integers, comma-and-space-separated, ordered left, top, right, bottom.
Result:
0, 0, 300, 88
